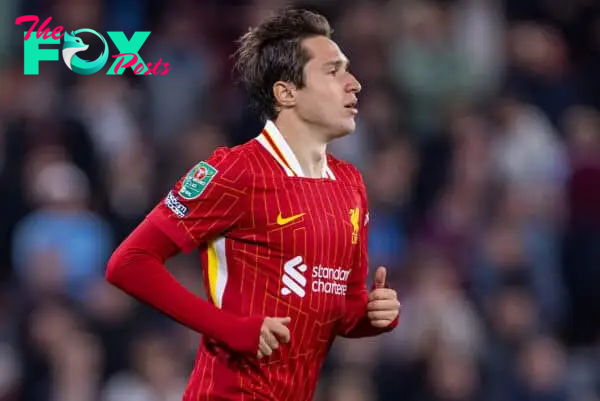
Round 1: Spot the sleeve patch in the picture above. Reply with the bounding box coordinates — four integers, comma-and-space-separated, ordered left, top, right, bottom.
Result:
179, 161, 218, 200
165, 191, 188, 218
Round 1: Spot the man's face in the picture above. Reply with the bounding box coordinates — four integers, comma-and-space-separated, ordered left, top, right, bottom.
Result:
294, 36, 361, 138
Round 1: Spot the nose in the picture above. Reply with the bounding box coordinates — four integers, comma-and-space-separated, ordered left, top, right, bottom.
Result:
346, 73, 362, 94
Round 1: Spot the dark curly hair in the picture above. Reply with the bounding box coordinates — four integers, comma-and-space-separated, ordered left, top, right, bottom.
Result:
233, 8, 332, 121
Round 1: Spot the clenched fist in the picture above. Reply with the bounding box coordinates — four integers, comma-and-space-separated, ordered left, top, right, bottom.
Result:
257, 316, 291, 359
367, 267, 400, 328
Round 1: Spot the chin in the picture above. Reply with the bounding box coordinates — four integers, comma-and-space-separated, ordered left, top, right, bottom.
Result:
329, 120, 355, 139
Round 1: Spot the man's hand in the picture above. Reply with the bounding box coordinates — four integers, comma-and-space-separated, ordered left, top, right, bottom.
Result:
367, 267, 400, 328
257, 317, 291, 359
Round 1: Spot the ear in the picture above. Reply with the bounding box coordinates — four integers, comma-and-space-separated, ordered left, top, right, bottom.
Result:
273, 81, 297, 108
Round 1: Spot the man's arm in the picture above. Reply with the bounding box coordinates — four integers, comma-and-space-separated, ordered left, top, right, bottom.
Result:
337, 234, 399, 337
106, 218, 263, 353
338, 177, 399, 338
106, 149, 264, 354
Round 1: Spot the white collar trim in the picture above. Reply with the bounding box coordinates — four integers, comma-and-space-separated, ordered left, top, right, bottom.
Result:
255, 120, 335, 179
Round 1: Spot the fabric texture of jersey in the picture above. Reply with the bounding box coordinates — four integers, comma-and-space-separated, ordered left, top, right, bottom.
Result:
146, 120, 394, 401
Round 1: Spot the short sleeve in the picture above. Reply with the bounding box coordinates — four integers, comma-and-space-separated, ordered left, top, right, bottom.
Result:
146, 148, 249, 253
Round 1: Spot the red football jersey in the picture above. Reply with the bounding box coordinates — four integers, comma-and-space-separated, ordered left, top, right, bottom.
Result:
147, 121, 381, 400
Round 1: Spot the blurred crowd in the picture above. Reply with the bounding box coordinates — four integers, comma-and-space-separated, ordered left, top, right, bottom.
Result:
1, 0, 600, 400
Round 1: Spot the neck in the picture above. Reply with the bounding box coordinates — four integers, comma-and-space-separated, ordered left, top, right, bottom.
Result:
273, 114, 328, 178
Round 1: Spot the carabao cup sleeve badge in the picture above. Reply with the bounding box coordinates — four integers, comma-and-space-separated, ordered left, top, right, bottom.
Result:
178, 161, 218, 200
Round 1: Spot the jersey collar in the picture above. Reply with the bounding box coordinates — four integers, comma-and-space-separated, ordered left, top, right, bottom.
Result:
256, 120, 336, 179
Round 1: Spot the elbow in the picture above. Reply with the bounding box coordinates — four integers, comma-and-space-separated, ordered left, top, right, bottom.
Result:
105, 248, 121, 286
104, 218, 176, 289
105, 244, 129, 288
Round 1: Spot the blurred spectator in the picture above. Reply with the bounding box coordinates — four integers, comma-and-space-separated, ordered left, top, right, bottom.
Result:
0, 290, 19, 400
505, 23, 582, 130
327, 369, 377, 401
451, 0, 506, 98
71, 74, 141, 163
421, 346, 483, 401
101, 332, 186, 401
16, 295, 102, 401
493, 89, 569, 191
388, 0, 471, 138
365, 139, 416, 273
0, 0, 19, 67
482, 286, 539, 401
384, 253, 484, 364
561, 105, 600, 347
513, 336, 569, 401
11, 158, 113, 303
470, 199, 567, 333
143, 6, 216, 146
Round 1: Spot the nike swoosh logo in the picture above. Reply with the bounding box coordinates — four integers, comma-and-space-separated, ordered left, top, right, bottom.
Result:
277, 212, 305, 226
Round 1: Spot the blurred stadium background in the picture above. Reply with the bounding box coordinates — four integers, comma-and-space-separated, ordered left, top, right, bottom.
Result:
2, 0, 600, 400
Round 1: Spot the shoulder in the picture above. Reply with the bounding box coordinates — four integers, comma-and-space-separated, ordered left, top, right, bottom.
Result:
326, 154, 365, 190
327, 154, 370, 225
175, 143, 257, 201
188, 142, 256, 181
204, 143, 250, 171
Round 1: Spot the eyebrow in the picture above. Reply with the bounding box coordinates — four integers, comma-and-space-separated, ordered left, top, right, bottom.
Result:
323, 59, 350, 70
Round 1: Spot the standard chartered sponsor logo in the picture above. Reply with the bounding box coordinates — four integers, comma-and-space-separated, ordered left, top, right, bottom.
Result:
312, 265, 350, 295
280, 256, 350, 298
281, 256, 307, 297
